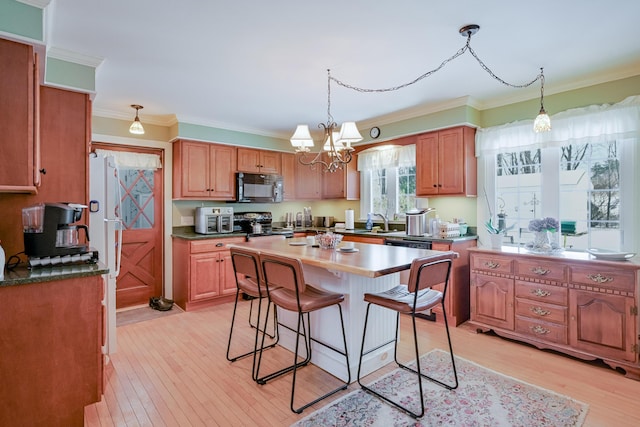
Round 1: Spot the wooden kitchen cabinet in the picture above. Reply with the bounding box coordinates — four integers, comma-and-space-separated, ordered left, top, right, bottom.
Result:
0, 275, 103, 426
281, 152, 297, 201
172, 236, 244, 311
294, 156, 322, 199
469, 248, 640, 379
322, 154, 360, 200
172, 139, 236, 200
416, 126, 476, 196
237, 147, 281, 174
0, 38, 40, 193
431, 239, 477, 326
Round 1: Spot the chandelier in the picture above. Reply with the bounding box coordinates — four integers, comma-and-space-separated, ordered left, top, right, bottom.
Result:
290, 69, 362, 173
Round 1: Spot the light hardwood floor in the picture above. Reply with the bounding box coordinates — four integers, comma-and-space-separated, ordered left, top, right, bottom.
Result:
85, 299, 640, 426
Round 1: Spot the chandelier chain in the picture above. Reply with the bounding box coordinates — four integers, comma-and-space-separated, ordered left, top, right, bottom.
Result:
329, 33, 543, 94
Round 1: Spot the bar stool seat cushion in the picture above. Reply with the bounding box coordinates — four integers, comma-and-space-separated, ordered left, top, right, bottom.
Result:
364, 285, 442, 314
269, 285, 344, 313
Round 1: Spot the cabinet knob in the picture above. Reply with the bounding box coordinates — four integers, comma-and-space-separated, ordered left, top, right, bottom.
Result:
216, 243, 224, 247
39, 168, 47, 175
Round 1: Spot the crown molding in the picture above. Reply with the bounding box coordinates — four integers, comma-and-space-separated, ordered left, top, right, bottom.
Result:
17, 0, 50, 8
47, 46, 103, 68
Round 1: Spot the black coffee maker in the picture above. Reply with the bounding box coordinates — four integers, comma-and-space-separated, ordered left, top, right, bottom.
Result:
23, 202, 91, 259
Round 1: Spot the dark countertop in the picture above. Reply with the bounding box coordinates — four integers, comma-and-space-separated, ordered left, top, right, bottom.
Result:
0, 262, 109, 287
171, 225, 477, 244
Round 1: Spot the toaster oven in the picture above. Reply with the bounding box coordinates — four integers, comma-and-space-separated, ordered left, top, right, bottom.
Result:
195, 207, 234, 234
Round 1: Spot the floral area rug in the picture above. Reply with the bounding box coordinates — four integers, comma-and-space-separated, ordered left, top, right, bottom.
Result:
292, 349, 588, 427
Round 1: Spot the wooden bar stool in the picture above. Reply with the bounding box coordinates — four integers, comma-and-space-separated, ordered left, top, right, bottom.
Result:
226, 246, 278, 381
255, 252, 350, 414
357, 253, 459, 419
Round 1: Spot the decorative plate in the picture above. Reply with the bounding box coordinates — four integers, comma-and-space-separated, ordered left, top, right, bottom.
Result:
586, 248, 636, 261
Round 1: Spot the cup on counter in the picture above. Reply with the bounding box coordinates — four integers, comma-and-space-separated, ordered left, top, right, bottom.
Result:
306, 236, 316, 245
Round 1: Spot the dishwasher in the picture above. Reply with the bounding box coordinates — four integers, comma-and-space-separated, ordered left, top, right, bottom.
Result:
384, 238, 436, 321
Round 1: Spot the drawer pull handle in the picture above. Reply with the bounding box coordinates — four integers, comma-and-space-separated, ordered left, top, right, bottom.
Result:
531, 289, 551, 297
484, 261, 500, 269
587, 273, 613, 283
530, 266, 550, 275
530, 306, 551, 316
530, 325, 550, 335
216, 243, 224, 247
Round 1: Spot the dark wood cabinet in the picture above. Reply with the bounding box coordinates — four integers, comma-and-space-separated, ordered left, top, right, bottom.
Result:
470, 249, 640, 380
0, 37, 40, 193
416, 126, 476, 196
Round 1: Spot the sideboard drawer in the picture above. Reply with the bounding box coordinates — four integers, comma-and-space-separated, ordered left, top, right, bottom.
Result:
471, 254, 513, 274
515, 259, 567, 282
515, 298, 567, 324
570, 265, 636, 293
515, 317, 568, 345
515, 280, 568, 305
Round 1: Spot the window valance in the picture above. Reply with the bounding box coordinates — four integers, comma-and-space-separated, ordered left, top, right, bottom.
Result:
476, 95, 640, 154
94, 149, 162, 170
357, 144, 415, 171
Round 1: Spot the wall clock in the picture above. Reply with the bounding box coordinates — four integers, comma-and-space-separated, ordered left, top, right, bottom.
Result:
369, 126, 380, 139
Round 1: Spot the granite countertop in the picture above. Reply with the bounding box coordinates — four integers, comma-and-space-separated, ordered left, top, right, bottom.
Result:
0, 262, 109, 287
171, 225, 478, 243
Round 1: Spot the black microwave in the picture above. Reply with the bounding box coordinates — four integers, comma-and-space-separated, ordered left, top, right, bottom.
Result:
236, 172, 283, 203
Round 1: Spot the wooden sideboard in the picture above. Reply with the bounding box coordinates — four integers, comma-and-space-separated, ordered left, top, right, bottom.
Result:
469, 248, 640, 379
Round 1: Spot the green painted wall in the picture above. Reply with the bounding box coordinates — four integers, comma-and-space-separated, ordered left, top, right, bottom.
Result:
0, 0, 43, 42
176, 122, 289, 150
45, 58, 96, 92
92, 116, 173, 143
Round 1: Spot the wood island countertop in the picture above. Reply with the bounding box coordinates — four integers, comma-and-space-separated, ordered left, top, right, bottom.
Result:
228, 238, 457, 278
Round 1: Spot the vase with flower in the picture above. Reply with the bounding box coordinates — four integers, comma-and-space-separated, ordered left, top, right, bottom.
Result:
526, 217, 560, 253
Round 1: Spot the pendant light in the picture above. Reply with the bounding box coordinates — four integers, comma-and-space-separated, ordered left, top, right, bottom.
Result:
129, 104, 145, 135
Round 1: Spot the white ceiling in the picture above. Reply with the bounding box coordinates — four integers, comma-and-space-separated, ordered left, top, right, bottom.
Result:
46, 0, 640, 139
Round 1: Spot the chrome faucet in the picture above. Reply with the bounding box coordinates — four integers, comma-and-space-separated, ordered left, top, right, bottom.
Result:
374, 213, 389, 231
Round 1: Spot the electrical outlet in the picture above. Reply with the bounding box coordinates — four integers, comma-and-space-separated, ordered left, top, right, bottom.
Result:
180, 216, 194, 226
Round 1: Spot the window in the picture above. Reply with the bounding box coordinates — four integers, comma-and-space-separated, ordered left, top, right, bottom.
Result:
493, 142, 623, 250
477, 95, 640, 253
358, 145, 416, 219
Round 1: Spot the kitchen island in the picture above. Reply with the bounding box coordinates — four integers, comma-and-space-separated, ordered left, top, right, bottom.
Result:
228, 238, 457, 382
0, 263, 107, 426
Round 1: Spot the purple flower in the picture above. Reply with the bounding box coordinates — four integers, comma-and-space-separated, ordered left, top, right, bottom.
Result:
528, 217, 559, 232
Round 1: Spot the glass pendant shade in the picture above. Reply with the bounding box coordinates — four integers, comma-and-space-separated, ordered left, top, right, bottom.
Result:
129, 104, 145, 135
533, 108, 551, 133
290, 124, 314, 149
129, 117, 145, 135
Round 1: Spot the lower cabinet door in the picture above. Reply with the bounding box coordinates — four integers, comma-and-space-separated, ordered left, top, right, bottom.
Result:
569, 289, 636, 362
190, 253, 221, 300
219, 250, 238, 296
471, 273, 514, 330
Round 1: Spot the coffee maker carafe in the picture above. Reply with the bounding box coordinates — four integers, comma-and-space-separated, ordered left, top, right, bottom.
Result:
23, 202, 91, 259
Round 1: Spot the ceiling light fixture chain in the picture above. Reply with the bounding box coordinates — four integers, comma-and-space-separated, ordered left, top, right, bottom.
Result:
290, 24, 551, 171
330, 25, 542, 94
